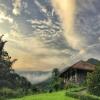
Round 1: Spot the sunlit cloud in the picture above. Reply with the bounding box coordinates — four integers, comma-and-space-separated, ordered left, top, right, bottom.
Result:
0, 10, 13, 23
12, 0, 22, 15
2, 21, 70, 71
0, 0, 100, 71
52, 0, 87, 51
5, 35, 71, 71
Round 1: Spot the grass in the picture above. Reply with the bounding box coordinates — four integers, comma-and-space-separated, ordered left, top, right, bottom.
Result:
11, 90, 78, 100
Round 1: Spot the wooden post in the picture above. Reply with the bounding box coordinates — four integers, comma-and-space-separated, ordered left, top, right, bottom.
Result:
66, 72, 68, 81
70, 69, 72, 82
75, 69, 78, 83
64, 75, 66, 84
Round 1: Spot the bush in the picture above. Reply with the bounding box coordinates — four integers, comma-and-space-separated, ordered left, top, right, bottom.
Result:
0, 88, 14, 97
87, 67, 100, 96
66, 91, 100, 100
0, 96, 5, 100
67, 87, 86, 92
65, 83, 79, 90
80, 94, 100, 100
0, 88, 25, 98
50, 68, 65, 91
66, 92, 79, 98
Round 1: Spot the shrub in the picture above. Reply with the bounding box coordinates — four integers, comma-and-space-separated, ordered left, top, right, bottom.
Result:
66, 92, 79, 99
0, 88, 25, 98
66, 91, 100, 100
80, 94, 100, 100
50, 68, 65, 91
65, 83, 79, 90
0, 88, 14, 97
68, 87, 86, 92
87, 67, 100, 96
0, 96, 5, 100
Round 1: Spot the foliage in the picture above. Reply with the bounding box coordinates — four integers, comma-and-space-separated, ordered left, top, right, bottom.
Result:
0, 35, 33, 98
0, 88, 24, 98
87, 66, 100, 96
50, 68, 64, 91
65, 83, 79, 90
0, 96, 5, 100
66, 87, 86, 92
66, 87, 100, 100
52, 68, 60, 79
66, 92, 100, 100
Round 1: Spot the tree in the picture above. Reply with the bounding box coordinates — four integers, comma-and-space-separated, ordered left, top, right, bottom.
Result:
52, 68, 60, 81
50, 68, 64, 91
87, 66, 100, 96
0, 35, 32, 91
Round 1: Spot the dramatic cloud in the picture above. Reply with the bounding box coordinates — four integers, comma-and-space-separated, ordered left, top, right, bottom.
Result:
4, 34, 71, 71
27, 19, 68, 49
2, 21, 71, 71
12, 0, 22, 15
34, 0, 47, 14
0, 10, 13, 23
0, 0, 100, 71
52, 0, 86, 51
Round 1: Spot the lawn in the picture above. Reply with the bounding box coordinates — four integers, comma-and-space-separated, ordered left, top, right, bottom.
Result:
11, 90, 77, 100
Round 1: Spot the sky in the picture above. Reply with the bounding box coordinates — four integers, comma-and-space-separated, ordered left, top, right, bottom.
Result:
0, 0, 100, 71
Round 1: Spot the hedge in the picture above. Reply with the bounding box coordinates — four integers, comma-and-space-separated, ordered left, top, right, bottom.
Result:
66, 92, 100, 100
0, 88, 25, 99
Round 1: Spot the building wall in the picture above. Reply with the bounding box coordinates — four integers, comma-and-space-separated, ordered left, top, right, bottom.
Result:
60, 68, 89, 84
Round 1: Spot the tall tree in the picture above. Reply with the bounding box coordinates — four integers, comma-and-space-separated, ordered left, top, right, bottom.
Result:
0, 35, 32, 90
51, 68, 62, 91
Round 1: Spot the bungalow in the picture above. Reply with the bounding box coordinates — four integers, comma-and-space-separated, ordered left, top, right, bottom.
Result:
60, 60, 96, 84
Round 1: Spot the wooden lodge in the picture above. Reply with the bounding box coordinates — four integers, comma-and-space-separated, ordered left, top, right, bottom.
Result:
60, 60, 96, 84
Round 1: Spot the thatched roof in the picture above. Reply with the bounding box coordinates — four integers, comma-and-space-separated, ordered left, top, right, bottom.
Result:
59, 60, 96, 78
71, 60, 95, 71
60, 60, 96, 75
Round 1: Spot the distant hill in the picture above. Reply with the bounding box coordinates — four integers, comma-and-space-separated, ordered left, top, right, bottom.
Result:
87, 58, 100, 66
17, 71, 52, 84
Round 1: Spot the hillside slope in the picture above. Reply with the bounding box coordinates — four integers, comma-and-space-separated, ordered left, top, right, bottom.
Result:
87, 58, 100, 65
